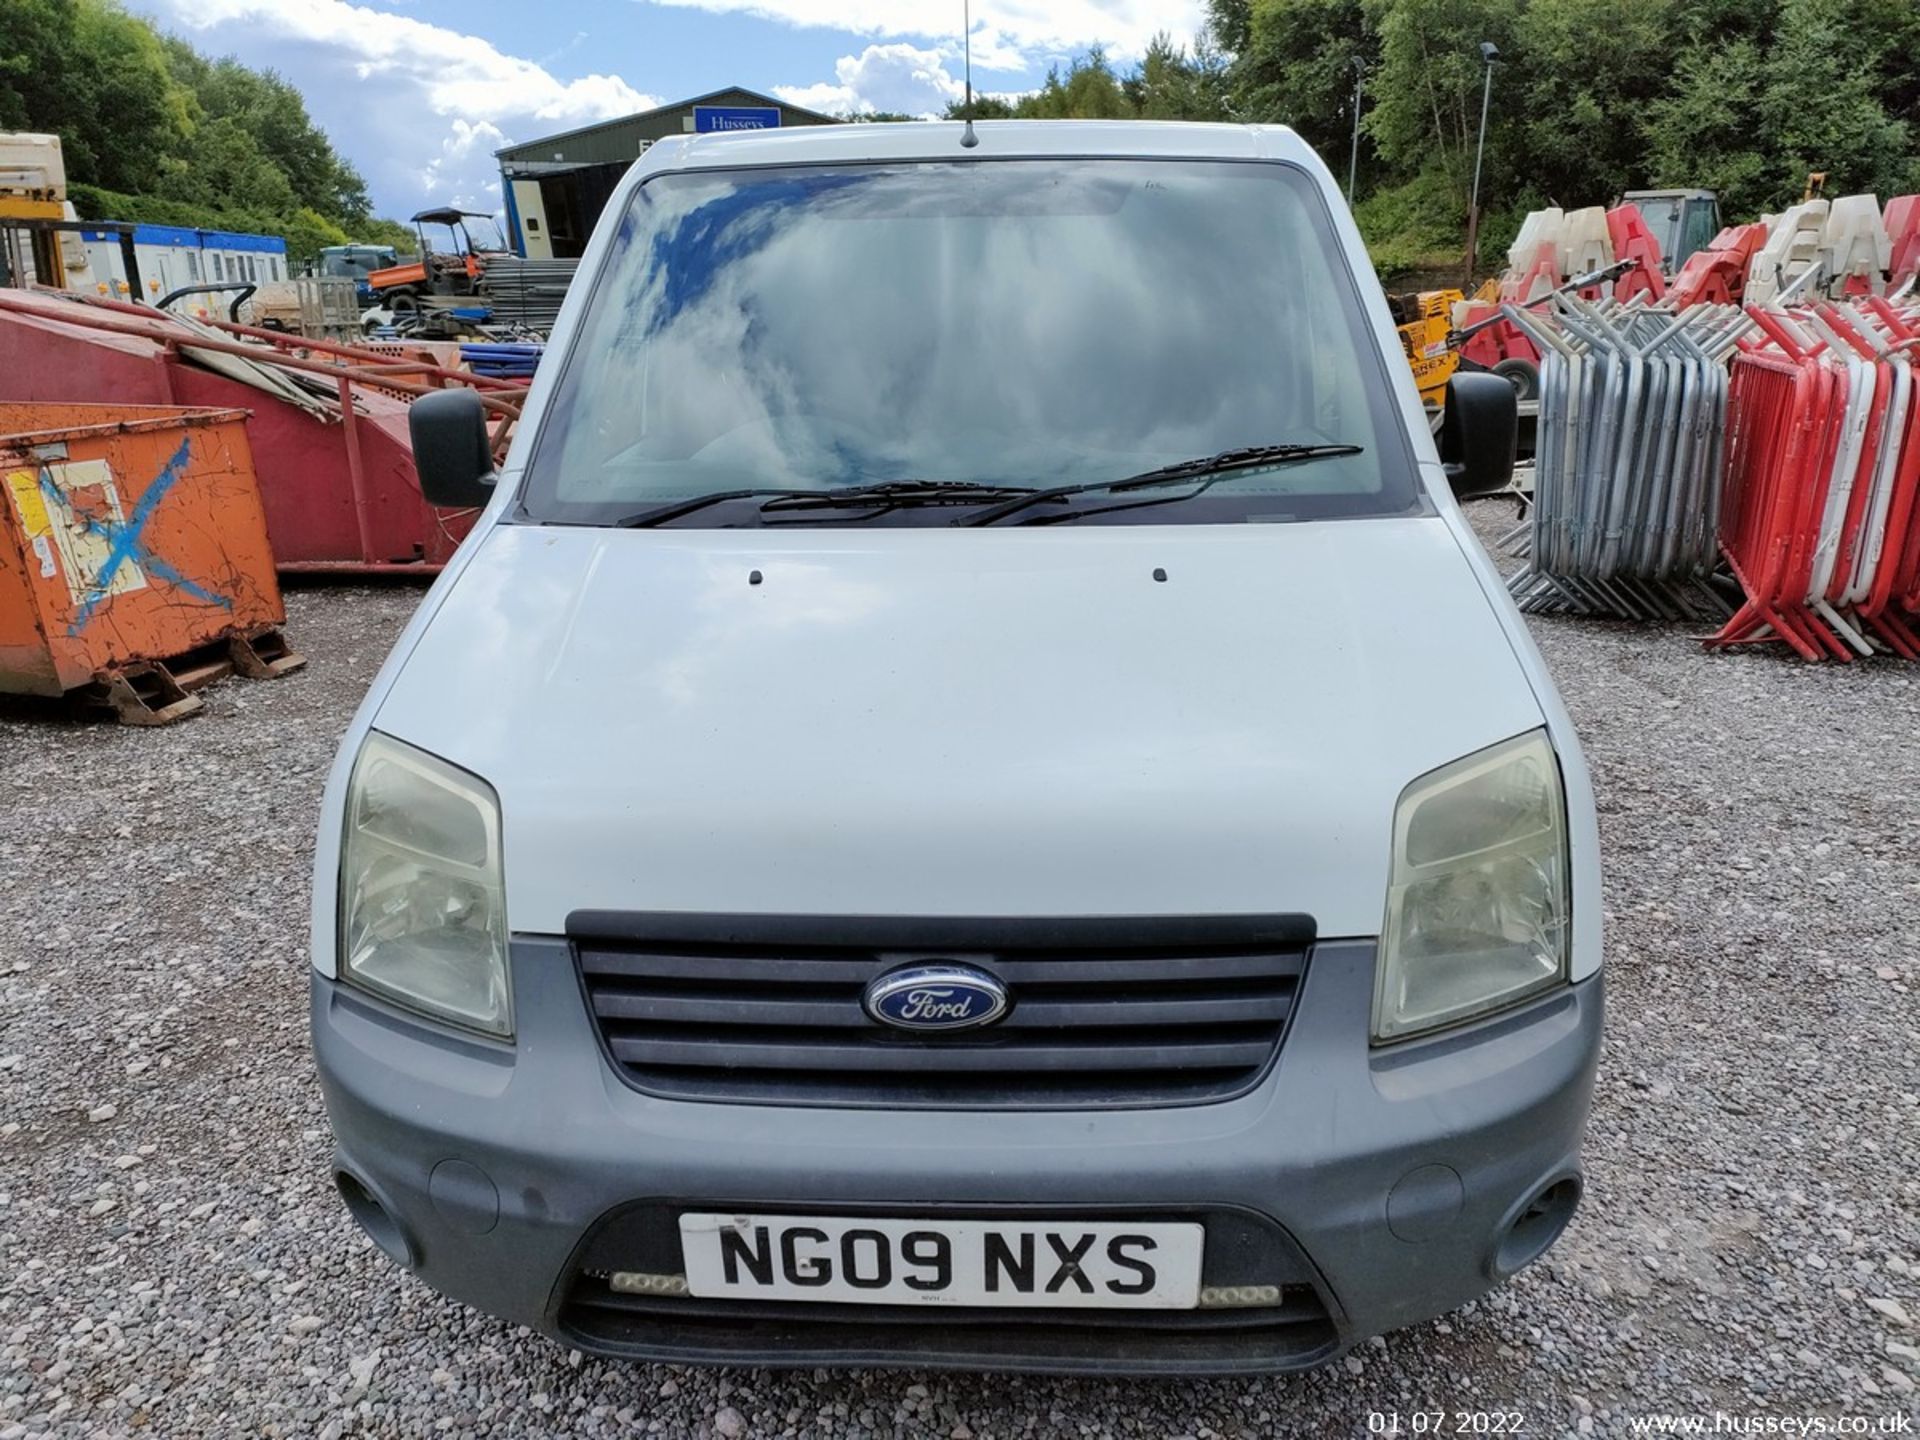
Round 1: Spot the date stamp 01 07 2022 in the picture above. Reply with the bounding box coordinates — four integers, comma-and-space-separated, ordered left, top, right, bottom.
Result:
1366, 1410, 1917, 1436
1367, 1413, 1527, 1436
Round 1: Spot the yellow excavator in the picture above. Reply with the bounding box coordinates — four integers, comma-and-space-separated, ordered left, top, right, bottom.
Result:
1387, 281, 1498, 409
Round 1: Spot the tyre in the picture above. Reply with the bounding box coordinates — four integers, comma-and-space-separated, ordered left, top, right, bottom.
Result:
1493, 357, 1540, 402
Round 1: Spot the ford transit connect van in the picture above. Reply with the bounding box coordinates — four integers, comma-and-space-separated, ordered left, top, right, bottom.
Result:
310, 120, 1602, 1375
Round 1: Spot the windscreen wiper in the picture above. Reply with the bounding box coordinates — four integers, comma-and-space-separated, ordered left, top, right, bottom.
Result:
614, 479, 1037, 528
759, 479, 1036, 517
960, 443, 1365, 527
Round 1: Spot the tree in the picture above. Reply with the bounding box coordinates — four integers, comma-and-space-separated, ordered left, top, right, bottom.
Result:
1361, 0, 1519, 195
0, 0, 77, 136
1647, 0, 1919, 216
940, 42, 1228, 124
1020, 50, 1133, 119
358, 217, 418, 251
2, 0, 411, 248
1644, 38, 1776, 215
0, 0, 188, 193
165, 114, 300, 215
943, 94, 1019, 120
1231, 0, 1370, 163
283, 206, 351, 266
1759, 0, 1916, 203
1207, 0, 1256, 55
163, 43, 375, 223
1509, 0, 1673, 203
1126, 33, 1232, 120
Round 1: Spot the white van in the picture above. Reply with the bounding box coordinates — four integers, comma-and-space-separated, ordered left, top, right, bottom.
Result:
310, 120, 1602, 1374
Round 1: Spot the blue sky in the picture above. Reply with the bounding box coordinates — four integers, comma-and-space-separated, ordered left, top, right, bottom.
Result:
131, 0, 1208, 221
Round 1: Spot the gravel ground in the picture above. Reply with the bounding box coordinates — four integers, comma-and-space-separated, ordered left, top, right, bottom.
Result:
2, 508, 1918, 1440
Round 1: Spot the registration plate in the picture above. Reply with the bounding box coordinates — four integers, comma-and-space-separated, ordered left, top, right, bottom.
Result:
679, 1212, 1205, 1309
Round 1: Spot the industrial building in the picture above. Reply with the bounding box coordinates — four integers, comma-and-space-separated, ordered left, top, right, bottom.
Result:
494, 87, 839, 258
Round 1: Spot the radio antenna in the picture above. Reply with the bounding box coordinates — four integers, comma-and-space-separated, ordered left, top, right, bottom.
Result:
960, 0, 979, 147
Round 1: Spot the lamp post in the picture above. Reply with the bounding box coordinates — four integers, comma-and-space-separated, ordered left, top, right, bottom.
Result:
1464, 40, 1499, 282
1347, 56, 1365, 202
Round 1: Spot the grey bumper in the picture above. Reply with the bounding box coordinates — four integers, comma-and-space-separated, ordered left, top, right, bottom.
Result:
312, 939, 1601, 1375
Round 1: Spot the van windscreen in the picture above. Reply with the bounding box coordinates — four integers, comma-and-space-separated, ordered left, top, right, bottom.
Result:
521, 159, 1418, 527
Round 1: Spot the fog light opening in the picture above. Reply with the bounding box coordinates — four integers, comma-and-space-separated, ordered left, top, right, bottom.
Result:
609, 1271, 690, 1297
336, 1170, 415, 1269
1492, 1176, 1580, 1278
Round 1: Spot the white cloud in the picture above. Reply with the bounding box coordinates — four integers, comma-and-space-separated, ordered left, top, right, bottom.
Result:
774, 43, 964, 117
645, 0, 1206, 68
422, 119, 511, 209
144, 0, 660, 216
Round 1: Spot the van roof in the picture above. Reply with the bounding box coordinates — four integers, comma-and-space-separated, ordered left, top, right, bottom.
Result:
641, 120, 1319, 174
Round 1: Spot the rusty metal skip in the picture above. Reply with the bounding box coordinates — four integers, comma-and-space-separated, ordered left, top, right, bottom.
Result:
0, 402, 304, 723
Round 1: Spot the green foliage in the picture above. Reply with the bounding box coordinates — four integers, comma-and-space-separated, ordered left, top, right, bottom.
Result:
1507, 0, 1672, 202
68, 180, 278, 239
1642, 38, 1775, 213
1207, 0, 1256, 56
1359, 0, 1511, 186
357, 217, 418, 251
2, 0, 406, 250
1021, 50, 1134, 119
1353, 170, 1470, 276
0, 0, 186, 193
1126, 33, 1233, 120
1644, 0, 1920, 218
158, 114, 299, 217
161, 40, 374, 222
282, 206, 351, 264
1236, 0, 1367, 158
941, 41, 1229, 122
950, 94, 1020, 120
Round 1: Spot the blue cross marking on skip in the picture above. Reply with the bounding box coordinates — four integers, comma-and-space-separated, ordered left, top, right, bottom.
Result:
42, 436, 234, 635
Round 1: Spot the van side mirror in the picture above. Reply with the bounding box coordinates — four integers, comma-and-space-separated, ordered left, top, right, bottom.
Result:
410, 388, 496, 508
1437, 371, 1518, 499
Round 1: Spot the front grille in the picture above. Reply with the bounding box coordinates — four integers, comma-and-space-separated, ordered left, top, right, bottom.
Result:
568, 912, 1313, 1108
558, 1282, 1338, 1371
554, 1200, 1341, 1372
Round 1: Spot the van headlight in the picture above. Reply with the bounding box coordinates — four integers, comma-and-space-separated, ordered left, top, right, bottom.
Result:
1374, 730, 1569, 1043
338, 732, 511, 1038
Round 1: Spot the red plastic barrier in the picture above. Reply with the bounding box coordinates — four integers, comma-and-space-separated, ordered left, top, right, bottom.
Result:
1605, 205, 1667, 303
1888, 196, 1920, 293
1455, 301, 1543, 373
1670, 224, 1769, 309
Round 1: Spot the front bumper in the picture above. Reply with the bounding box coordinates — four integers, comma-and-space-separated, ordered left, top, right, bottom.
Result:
312, 938, 1602, 1375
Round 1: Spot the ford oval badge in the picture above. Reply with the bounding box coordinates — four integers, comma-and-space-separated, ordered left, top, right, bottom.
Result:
864, 964, 1009, 1032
